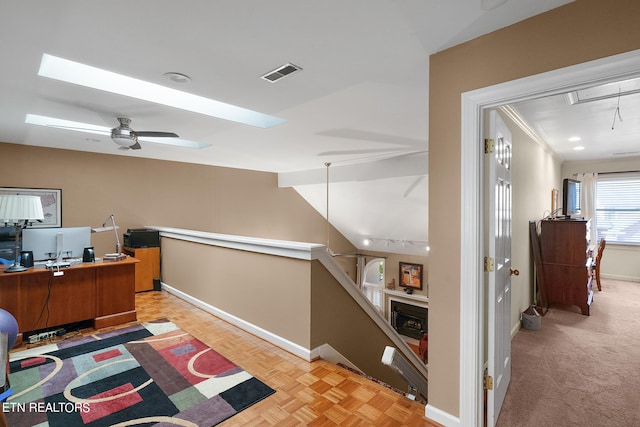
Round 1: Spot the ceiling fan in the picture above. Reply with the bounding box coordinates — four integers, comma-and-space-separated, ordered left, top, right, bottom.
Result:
25, 114, 211, 150
110, 117, 178, 150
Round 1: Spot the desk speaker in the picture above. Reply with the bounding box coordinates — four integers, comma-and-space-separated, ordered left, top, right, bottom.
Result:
83, 247, 95, 263
20, 251, 33, 268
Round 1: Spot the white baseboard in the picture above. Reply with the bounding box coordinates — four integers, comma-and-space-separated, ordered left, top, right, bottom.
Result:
511, 319, 521, 339
425, 404, 460, 427
161, 282, 313, 361
601, 273, 640, 283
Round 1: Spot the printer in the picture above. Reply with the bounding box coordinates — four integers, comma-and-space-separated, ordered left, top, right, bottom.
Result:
123, 229, 160, 248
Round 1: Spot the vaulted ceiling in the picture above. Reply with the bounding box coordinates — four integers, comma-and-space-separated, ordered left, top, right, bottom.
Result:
1, 1, 585, 255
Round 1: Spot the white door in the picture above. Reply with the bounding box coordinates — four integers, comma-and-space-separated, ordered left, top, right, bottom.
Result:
486, 110, 512, 426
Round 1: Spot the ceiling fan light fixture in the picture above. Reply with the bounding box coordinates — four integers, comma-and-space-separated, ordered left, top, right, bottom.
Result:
110, 118, 138, 147
111, 133, 138, 147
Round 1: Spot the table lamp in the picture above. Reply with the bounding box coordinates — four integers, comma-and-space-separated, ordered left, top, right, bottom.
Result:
92, 214, 122, 255
0, 195, 45, 273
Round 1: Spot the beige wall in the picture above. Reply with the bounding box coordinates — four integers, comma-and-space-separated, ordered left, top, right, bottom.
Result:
162, 236, 313, 346
1, 141, 361, 349
0, 142, 356, 261
562, 155, 640, 282
429, 0, 640, 416
310, 260, 407, 390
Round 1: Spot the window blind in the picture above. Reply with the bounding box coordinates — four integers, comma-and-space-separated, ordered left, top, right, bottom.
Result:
595, 172, 640, 245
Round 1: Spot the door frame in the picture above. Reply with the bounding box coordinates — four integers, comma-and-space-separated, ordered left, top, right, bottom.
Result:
458, 49, 640, 426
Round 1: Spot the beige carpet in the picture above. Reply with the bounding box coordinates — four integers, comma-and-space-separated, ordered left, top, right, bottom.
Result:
497, 278, 640, 427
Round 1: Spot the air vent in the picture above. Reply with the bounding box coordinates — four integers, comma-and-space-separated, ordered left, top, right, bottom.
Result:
260, 63, 302, 83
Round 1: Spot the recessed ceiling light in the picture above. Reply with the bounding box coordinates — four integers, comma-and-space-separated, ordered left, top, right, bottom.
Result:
574, 146, 585, 151
568, 136, 582, 142
38, 54, 285, 128
163, 72, 191, 84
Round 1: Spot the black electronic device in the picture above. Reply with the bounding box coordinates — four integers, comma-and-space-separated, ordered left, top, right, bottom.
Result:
83, 247, 95, 263
562, 178, 582, 217
20, 251, 33, 268
123, 229, 160, 248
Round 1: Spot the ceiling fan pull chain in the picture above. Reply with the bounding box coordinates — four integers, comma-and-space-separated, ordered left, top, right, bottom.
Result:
611, 88, 623, 130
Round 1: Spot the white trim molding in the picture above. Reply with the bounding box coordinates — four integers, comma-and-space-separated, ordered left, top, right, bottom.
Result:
459, 49, 640, 427
146, 225, 326, 260
426, 404, 461, 427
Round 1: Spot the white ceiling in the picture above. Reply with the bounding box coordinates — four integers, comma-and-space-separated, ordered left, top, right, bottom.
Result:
0, 0, 583, 255
510, 86, 640, 162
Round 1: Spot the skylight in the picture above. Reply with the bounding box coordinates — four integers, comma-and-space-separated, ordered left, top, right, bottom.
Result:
565, 76, 640, 105
38, 54, 286, 128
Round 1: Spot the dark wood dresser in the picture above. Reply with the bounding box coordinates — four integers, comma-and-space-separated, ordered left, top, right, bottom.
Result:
540, 219, 593, 315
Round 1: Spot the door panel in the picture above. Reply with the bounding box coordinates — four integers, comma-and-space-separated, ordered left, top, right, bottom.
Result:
486, 110, 512, 426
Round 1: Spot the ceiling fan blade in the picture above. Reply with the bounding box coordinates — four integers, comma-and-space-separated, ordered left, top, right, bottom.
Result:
139, 136, 211, 149
26, 114, 111, 135
129, 142, 142, 150
47, 124, 110, 134
135, 131, 179, 138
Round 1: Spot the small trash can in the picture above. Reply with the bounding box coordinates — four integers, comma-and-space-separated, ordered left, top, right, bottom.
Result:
522, 305, 541, 331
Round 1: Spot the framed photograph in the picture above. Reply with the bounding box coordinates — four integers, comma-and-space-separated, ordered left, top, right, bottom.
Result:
0, 187, 61, 227
399, 262, 423, 290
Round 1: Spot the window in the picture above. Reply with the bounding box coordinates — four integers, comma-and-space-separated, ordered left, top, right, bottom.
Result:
595, 173, 640, 245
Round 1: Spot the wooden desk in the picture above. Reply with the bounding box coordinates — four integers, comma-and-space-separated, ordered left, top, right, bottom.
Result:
0, 257, 138, 341
123, 247, 160, 292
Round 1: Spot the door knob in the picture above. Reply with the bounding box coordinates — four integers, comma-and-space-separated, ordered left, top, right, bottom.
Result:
510, 268, 520, 276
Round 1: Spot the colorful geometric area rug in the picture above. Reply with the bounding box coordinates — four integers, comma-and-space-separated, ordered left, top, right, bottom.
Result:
5, 319, 275, 426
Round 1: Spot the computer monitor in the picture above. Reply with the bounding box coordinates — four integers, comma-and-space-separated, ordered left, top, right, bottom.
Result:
562, 178, 582, 217
22, 227, 91, 261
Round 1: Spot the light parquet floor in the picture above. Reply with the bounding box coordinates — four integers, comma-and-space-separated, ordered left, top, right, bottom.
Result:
14, 290, 439, 426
